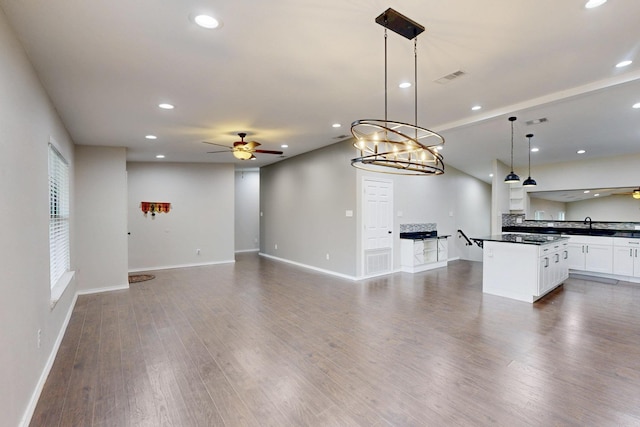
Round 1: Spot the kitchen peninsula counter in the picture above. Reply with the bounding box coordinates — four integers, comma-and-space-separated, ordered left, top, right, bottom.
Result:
474, 234, 569, 303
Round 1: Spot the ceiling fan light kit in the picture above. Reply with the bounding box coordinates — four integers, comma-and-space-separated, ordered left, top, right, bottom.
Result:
204, 132, 283, 160
633, 188, 640, 199
350, 8, 445, 176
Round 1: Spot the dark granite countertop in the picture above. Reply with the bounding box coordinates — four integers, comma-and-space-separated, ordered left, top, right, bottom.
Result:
502, 226, 640, 238
400, 231, 451, 240
473, 234, 569, 245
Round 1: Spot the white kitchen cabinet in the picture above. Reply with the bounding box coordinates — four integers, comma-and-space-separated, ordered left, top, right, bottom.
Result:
482, 238, 569, 303
539, 242, 569, 295
613, 239, 640, 277
400, 238, 447, 273
564, 236, 613, 274
437, 238, 448, 261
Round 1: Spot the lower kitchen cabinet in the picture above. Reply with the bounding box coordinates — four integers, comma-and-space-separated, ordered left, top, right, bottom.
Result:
613, 238, 640, 277
400, 237, 448, 273
565, 236, 613, 274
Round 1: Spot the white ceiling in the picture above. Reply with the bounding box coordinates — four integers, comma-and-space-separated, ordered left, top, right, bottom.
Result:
2, 0, 640, 182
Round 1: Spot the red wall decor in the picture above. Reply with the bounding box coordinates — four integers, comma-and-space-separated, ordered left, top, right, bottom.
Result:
140, 201, 171, 217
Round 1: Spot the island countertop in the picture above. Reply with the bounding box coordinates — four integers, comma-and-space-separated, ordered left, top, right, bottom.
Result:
473, 233, 569, 246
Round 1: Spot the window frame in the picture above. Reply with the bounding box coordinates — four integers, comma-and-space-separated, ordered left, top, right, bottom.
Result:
48, 141, 73, 305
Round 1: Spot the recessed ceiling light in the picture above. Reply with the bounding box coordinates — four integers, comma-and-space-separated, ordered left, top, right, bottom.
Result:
594, 193, 600, 197
489, 173, 494, 178
281, 144, 288, 148
156, 154, 165, 159
194, 14, 220, 29
471, 105, 482, 111
332, 123, 341, 128
145, 135, 157, 140
585, 0, 607, 9
435, 146, 443, 151
584, 190, 590, 194
616, 60, 633, 68
250, 157, 256, 161
399, 82, 412, 89
577, 149, 586, 154
633, 102, 640, 109
158, 103, 174, 110
531, 147, 539, 152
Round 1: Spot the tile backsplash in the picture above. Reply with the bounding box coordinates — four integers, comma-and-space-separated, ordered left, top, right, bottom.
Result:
502, 213, 640, 231
400, 223, 437, 233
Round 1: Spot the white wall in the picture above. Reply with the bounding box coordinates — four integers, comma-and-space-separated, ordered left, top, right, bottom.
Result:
261, 139, 490, 278
528, 198, 567, 221
491, 159, 512, 234
0, 9, 78, 427
390, 165, 490, 265
525, 153, 640, 192
235, 169, 260, 252
260, 140, 358, 276
75, 146, 128, 292
567, 195, 640, 222
127, 162, 235, 271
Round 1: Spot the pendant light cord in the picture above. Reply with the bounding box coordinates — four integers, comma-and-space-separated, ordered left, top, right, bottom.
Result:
414, 37, 418, 141
528, 137, 531, 176
384, 28, 388, 124
510, 119, 515, 171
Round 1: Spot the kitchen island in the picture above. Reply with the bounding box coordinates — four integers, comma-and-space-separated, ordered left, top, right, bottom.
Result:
473, 234, 569, 303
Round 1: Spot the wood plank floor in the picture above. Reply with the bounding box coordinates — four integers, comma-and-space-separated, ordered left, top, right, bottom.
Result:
31, 253, 640, 426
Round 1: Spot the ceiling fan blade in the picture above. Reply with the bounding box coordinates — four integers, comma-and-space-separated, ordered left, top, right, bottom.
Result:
253, 149, 284, 155
244, 141, 261, 150
207, 150, 232, 154
203, 141, 232, 148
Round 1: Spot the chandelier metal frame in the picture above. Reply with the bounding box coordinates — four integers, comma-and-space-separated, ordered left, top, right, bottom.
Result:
350, 8, 445, 176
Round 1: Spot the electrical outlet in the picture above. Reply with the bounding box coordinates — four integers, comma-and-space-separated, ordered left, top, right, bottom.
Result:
275, 244, 278, 250
37, 329, 41, 348
326, 253, 330, 260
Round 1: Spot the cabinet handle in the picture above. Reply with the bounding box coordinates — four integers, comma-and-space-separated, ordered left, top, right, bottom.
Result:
545, 257, 549, 268
555, 253, 559, 263
563, 250, 568, 260
636, 249, 638, 258
581, 245, 585, 253
631, 248, 634, 257
586, 246, 589, 254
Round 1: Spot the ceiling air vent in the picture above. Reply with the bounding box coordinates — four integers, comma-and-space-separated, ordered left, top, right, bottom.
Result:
434, 70, 467, 84
333, 134, 351, 140
526, 117, 548, 125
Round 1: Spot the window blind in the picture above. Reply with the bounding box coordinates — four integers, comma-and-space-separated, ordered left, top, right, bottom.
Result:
49, 143, 70, 289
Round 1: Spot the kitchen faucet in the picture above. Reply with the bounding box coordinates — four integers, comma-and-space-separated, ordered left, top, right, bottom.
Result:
584, 216, 592, 229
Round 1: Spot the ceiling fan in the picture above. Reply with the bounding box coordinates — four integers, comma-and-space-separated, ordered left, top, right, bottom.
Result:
203, 132, 283, 160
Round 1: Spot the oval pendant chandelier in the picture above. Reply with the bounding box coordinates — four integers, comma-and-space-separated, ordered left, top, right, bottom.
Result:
350, 8, 445, 176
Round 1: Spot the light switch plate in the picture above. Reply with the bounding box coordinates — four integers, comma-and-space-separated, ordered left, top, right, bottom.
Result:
345, 210, 353, 217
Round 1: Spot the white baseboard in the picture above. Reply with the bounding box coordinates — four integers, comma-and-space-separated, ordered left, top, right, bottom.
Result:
258, 253, 358, 281
235, 248, 259, 253
77, 283, 129, 295
20, 291, 79, 427
128, 259, 235, 273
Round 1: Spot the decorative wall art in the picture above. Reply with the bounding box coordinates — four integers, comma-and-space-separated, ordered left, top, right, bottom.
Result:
140, 201, 171, 218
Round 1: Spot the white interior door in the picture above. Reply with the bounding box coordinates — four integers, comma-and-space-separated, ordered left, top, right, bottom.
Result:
362, 178, 393, 276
